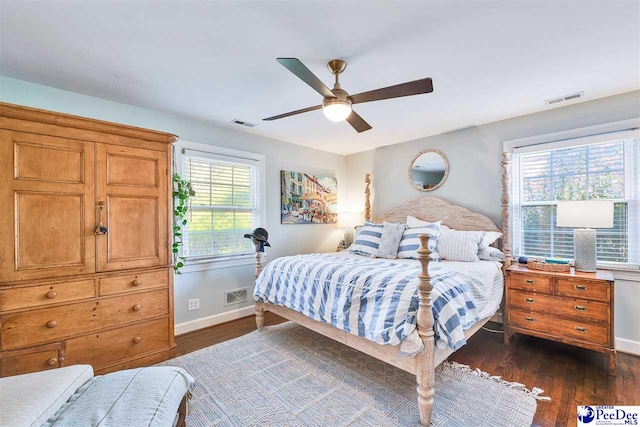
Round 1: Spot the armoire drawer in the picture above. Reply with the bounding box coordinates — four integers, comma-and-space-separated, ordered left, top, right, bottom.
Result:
508, 289, 609, 324
65, 317, 170, 368
0, 349, 61, 377
0, 279, 95, 312
99, 270, 168, 296
508, 309, 609, 346
0, 289, 169, 350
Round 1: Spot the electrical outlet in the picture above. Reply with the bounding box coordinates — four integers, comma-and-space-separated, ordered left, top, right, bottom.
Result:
187, 298, 200, 311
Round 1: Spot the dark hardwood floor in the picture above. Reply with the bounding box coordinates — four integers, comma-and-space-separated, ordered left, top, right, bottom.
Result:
176, 315, 640, 427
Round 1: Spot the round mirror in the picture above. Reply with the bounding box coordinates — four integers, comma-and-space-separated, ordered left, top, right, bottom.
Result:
408, 149, 449, 191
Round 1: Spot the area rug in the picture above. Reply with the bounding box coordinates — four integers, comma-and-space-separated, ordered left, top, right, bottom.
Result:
157, 322, 547, 426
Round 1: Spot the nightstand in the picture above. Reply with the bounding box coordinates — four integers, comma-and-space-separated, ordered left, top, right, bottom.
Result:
504, 264, 616, 375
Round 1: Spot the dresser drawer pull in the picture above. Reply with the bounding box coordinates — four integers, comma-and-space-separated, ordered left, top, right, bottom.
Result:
132, 304, 142, 312
574, 284, 588, 291
131, 279, 142, 287
132, 336, 142, 344
46, 320, 58, 329
524, 297, 535, 303
524, 317, 536, 323
574, 305, 587, 312
45, 291, 57, 299
574, 326, 588, 333
47, 358, 58, 366
524, 279, 535, 284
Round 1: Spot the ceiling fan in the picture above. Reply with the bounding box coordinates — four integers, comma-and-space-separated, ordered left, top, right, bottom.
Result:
264, 58, 434, 133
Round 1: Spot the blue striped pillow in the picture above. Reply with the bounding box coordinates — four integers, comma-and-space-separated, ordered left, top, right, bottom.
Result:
348, 221, 384, 257
397, 221, 441, 261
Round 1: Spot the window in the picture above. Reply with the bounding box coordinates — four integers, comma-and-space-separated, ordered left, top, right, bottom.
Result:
511, 129, 639, 267
180, 144, 264, 261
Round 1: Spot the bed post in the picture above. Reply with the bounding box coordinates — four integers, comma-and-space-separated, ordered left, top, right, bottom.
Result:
364, 173, 371, 221
255, 253, 265, 329
415, 234, 434, 426
501, 152, 512, 270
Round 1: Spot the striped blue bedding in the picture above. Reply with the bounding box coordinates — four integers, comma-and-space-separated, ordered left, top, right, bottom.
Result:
253, 253, 484, 351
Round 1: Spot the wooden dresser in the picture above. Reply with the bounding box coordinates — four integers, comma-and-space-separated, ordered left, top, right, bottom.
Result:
504, 264, 615, 375
0, 103, 177, 377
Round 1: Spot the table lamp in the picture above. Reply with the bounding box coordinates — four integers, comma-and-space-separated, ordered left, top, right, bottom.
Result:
339, 212, 364, 248
556, 200, 614, 272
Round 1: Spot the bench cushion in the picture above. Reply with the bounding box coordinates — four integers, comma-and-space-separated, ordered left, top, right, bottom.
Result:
42, 366, 194, 427
0, 365, 94, 427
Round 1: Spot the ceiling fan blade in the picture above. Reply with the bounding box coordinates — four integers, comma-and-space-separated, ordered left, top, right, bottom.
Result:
277, 58, 336, 99
263, 105, 322, 121
350, 78, 433, 105
346, 110, 372, 133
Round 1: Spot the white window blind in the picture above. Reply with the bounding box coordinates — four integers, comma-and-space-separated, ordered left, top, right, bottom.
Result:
511, 132, 639, 267
182, 151, 261, 260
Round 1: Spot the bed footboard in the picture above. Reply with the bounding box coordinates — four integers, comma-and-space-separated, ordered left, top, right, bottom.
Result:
415, 234, 435, 425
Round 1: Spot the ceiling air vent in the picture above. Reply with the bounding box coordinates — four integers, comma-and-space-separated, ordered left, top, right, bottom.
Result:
545, 91, 584, 105
230, 119, 256, 128
225, 288, 248, 305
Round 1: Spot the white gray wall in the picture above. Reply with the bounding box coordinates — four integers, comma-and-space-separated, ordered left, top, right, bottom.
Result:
0, 76, 345, 329
345, 91, 640, 351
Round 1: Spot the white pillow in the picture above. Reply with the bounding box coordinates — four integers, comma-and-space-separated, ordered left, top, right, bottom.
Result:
438, 230, 485, 262
406, 215, 434, 228
397, 220, 441, 261
348, 221, 384, 257
479, 247, 506, 261
480, 231, 502, 249
376, 222, 406, 259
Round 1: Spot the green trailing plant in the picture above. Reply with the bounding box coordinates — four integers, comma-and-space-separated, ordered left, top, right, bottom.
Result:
172, 173, 193, 274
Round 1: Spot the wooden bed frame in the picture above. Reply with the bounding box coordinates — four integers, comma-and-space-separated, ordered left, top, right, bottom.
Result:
255, 171, 512, 426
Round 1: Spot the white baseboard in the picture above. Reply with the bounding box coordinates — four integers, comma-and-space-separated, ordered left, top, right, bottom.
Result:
615, 337, 640, 356
175, 305, 255, 336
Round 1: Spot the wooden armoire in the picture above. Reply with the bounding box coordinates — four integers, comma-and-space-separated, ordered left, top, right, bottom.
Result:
0, 103, 177, 377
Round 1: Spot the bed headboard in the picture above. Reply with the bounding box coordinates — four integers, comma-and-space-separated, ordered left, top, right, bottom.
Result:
372, 196, 500, 232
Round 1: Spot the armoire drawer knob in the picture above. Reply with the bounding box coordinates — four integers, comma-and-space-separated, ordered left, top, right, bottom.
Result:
45, 291, 57, 299
524, 317, 536, 323
524, 279, 535, 285
575, 326, 588, 333
46, 320, 58, 329
574, 305, 587, 312
47, 358, 58, 366
133, 336, 142, 344
574, 284, 587, 291
524, 297, 535, 303
131, 279, 142, 287
132, 304, 142, 312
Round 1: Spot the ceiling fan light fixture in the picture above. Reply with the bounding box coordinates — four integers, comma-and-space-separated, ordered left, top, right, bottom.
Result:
322, 98, 352, 122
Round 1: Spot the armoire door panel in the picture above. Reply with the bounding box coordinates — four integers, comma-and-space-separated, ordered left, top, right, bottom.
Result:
14, 134, 85, 183
0, 130, 95, 282
16, 192, 85, 269
96, 143, 167, 271
107, 196, 158, 261
106, 153, 158, 188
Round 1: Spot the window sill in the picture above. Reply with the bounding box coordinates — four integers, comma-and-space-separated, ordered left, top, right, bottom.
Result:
178, 255, 256, 274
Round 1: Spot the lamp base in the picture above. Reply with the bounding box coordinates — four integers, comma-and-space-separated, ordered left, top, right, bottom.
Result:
574, 228, 597, 272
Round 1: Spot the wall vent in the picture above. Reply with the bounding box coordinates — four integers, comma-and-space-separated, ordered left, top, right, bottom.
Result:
230, 119, 256, 128
225, 287, 249, 305
545, 91, 584, 105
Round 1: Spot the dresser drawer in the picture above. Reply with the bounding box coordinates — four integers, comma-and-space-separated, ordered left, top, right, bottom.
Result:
1, 349, 61, 377
0, 279, 95, 312
508, 273, 551, 293
508, 289, 610, 324
0, 289, 169, 350
65, 318, 169, 368
99, 270, 168, 296
557, 278, 610, 302
508, 310, 610, 346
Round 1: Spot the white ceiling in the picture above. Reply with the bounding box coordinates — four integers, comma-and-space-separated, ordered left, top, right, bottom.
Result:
1, 1, 638, 155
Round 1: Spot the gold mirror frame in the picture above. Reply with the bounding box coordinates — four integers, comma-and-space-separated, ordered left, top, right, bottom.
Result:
408, 149, 449, 192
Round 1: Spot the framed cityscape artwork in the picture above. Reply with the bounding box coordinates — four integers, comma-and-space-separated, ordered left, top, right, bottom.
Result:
281, 170, 337, 224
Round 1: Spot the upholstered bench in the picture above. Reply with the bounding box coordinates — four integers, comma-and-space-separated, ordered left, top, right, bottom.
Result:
0, 365, 194, 427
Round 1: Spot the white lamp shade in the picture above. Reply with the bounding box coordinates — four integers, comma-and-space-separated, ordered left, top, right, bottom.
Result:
556, 200, 614, 228
338, 211, 364, 228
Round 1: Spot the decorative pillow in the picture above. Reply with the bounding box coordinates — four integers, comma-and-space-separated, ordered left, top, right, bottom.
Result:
438, 230, 485, 262
480, 231, 502, 249
406, 215, 434, 228
376, 222, 406, 259
397, 221, 441, 261
348, 221, 384, 257
479, 247, 506, 261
